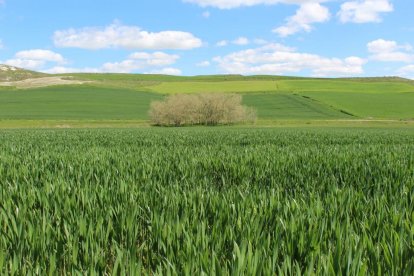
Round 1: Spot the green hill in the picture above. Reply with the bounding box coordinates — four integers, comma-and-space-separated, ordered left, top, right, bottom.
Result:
0, 71, 413, 124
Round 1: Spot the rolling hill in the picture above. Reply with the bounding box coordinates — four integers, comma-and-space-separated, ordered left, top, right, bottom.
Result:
0, 66, 413, 124
0, 65, 46, 82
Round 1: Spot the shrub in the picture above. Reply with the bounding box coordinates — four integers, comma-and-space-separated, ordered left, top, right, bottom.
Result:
149, 93, 256, 126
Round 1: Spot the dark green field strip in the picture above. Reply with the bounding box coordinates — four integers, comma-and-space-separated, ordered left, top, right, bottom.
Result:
302, 92, 414, 119
243, 93, 353, 119
0, 85, 162, 120
0, 128, 413, 274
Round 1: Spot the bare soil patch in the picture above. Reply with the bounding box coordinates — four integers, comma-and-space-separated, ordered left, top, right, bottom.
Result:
0, 76, 91, 88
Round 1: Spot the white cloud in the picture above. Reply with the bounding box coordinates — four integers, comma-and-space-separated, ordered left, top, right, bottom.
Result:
100, 60, 145, 73
4, 59, 46, 70
146, 68, 182, 75
15, 49, 65, 63
202, 11, 211, 18
101, 52, 180, 73
398, 65, 414, 79
367, 39, 414, 62
216, 37, 251, 47
216, 40, 228, 47
273, 3, 330, 37
3, 49, 66, 70
183, 0, 329, 9
197, 61, 211, 67
43, 66, 101, 74
128, 51, 180, 66
0, 40, 4, 49
43, 51, 181, 74
45, 65, 183, 75
338, 0, 393, 23
213, 43, 366, 76
253, 39, 268, 45
53, 22, 203, 50
233, 37, 250, 45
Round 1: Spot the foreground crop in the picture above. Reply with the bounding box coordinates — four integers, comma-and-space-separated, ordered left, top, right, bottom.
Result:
0, 128, 413, 274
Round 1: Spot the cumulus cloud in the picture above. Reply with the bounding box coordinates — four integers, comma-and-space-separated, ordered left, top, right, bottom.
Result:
100, 52, 180, 73
4, 49, 65, 70
128, 51, 180, 66
43, 66, 101, 74
367, 39, 414, 62
233, 37, 250, 45
15, 49, 65, 63
338, 0, 393, 23
216, 40, 228, 47
53, 22, 203, 50
45, 65, 183, 75
397, 65, 414, 79
216, 37, 251, 47
253, 39, 268, 45
197, 61, 211, 67
4, 59, 46, 70
146, 68, 182, 75
183, 0, 329, 9
213, 43, 366, 76
44, 52, 181, 74
273, 3, 330, 37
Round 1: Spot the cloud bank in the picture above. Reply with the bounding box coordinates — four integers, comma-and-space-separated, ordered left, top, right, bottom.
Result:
367, 39, 414, 62
54, 23, 203, 50
213, 43, 365, 76
338, 0, 393, 23
273, 3, 330, 37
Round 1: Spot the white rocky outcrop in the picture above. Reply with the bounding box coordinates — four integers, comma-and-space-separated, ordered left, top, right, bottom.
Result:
0, 65, 18, 71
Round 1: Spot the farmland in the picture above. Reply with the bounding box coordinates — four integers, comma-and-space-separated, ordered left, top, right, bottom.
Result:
0, 72, 413, 124
0, 85, 162, 120
0, 70, 413, 273
1, 128, 413, 274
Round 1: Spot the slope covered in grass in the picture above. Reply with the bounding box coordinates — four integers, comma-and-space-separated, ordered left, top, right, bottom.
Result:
0, 85, 161, 120
0, 73, 413, 121
145, 79, 414, 94
0, 86, 353, 121
242, 93, 353, 119
300, 92, 414, 119
143, 78, 414, 119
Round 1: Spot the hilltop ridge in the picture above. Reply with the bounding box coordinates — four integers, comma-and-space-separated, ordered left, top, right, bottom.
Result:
0, 65, 46, 82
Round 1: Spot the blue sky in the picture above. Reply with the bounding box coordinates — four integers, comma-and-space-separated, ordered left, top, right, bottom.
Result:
1, 0, 413, 78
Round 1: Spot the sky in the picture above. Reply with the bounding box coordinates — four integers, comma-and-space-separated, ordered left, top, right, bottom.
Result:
0, 0, 413, 78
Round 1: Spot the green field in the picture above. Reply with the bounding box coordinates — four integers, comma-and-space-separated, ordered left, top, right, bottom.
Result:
302, 92, 414, 119
0, 128, 413, 274
145, 79, 414, 94
1, 73, 413, 123
242, 93, 352, 119
0, 85, 162, 120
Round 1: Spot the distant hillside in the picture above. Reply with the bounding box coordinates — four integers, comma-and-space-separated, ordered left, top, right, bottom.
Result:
336, 76, 414, 83
66, 73, 414, 83
0, 68, 413, 121
0, 65, 46, 82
